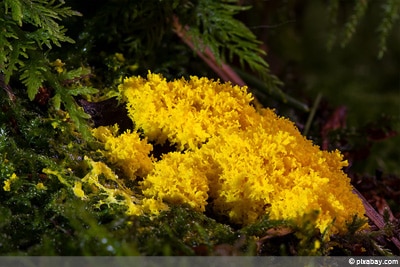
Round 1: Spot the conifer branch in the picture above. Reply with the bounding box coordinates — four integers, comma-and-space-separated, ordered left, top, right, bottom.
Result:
186, 0, 270, 80
341, 0, 368, 47
173, 16, 245, 86
327, 0, 399, 58
0, 0, 94, 138
377, 0, 400, 59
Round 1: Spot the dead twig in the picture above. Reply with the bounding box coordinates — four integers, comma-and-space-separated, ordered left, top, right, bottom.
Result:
353, 188, 400, 251
172, 16, 245, 86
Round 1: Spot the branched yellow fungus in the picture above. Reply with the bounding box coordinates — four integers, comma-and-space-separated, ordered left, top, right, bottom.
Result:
92, 124, 154, 178
90, 71, 366, 235
120, 72, 254, 150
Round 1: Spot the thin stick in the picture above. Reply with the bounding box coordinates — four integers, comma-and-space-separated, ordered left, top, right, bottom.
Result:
172, 16, 245, 86
353, 188, 400, 251
303, 93, 322, 136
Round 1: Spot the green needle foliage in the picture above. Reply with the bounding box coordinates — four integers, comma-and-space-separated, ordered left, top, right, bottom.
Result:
66, 0, 280, 86
327, 0, 399, 58
187, 0, 284, 103
188, 0, 269, 76
377, 0, 400, 59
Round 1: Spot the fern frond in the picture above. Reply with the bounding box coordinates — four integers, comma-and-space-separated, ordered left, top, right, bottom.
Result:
0, 21, 17, 84
67, 86, 98, 97
3, 0, 23, 26
56, 67, 97, 96
1, 0, 80, 82
13, 0, 79, 48
189, 0, 270, 80
1, 0, 92, 138
26, 27, 75, 49
377, 0, 400, 59
20, 53, 47, 100
43, 71, 92, 139
341, 0, 368, 47
326, 0, 399, 58
3, 40, 30, 84
59, 67, 91, 81
5, 0, 81, 26
326, 0, 339, 51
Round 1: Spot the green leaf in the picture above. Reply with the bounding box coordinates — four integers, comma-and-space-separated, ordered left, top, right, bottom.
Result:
60, 67, 91, 81
68, 86, 99, 96
3, 41, 27, 84
43, 71, 93, 140
59, 67, 99, 96
52, 94, 61, 110
20, 55, 48, 100
4, 0, 23, 26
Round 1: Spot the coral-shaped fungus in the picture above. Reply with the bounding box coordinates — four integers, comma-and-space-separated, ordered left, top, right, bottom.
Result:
87, 72, 366, 235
